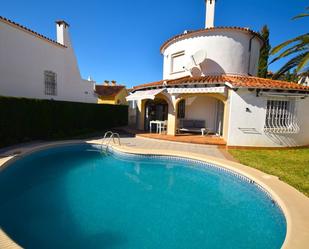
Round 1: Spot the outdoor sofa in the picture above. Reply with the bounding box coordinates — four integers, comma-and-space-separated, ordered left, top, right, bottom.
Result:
178, 119, 210, 136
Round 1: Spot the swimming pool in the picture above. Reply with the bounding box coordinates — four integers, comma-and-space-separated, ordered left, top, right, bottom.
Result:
0, 144, 286, 249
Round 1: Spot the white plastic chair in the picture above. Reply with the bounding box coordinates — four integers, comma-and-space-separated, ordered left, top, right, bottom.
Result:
158, 120, 168, 134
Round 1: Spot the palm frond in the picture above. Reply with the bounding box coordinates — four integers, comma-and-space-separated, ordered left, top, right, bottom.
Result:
270, 6, 309, 78
269, 43, 308, 64
292, 13, 309, 20
296, 52, 309, 72
270, 34, 308, 54
272, 53, 306, 79
303, 64, 309, 73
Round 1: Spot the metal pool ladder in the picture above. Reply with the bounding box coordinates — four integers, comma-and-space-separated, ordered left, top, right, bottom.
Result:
101, 131, 121, 151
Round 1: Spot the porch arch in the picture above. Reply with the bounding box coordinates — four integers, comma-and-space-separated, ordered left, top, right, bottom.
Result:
174, 93, 228, 138
137, 92, 176, 134
154, 93, 177, 135
175, 93, 227, 105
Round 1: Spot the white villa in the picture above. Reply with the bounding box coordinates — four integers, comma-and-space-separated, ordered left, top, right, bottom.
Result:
127, 0, 309, 148
0, 17, 96, 103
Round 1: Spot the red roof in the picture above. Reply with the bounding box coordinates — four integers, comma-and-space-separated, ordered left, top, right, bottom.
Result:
133, 75, 309, 92
160, 27, 264, 53
95, 85, 126, 98
0, 16, 66, 48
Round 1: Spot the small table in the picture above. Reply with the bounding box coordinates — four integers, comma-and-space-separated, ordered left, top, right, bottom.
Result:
150, 120, 166, 134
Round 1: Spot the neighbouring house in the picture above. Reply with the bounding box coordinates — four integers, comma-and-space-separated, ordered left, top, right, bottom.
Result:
127, 0, 309, 148
95, 81, 128, 105
0, 17, 96, 103
299, 74, 309, 86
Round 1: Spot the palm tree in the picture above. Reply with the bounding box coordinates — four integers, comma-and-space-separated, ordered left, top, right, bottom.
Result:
270, 6, 309, 79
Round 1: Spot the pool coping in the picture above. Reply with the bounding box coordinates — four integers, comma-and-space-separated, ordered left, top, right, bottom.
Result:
0, 139, 309, 249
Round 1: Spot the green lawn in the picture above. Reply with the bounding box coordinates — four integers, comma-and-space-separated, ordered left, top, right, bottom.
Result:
229, 148, 309, 197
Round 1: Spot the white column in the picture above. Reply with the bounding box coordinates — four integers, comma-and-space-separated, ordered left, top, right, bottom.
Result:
167, 100, 177, 136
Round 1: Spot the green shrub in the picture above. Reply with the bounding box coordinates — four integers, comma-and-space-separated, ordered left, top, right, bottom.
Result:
0, 96, 128, 148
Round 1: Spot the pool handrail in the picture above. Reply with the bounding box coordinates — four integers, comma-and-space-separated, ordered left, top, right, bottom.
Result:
101, 131, 121, 151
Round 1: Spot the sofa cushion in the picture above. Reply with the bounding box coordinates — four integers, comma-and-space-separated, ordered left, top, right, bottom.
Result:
194, 120, 205, 128
182, 120, 194, 128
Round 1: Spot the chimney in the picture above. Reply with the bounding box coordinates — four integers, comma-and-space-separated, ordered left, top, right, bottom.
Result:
111, 80, 117, 86
56, 20, 70, 46
104, 80, 110, 86
205, 0, 216, 28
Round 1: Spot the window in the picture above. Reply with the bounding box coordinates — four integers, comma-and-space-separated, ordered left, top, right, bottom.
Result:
264, 99, 299, 133
44, 71, 57, 96
177, 99, 186, 119
171, 51, 185, 74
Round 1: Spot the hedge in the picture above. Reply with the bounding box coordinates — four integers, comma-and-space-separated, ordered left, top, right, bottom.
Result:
0, 96, 128, 148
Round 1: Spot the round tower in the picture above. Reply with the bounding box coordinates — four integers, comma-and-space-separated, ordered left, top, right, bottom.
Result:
161, 1, 264, 80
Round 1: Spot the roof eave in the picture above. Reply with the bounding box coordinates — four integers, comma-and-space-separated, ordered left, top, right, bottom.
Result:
232, 86, 309, 93
160, 27, 264, 54
0, 16, 67, 48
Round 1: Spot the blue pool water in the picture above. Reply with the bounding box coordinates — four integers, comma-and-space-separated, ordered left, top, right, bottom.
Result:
0, 144, 286, 249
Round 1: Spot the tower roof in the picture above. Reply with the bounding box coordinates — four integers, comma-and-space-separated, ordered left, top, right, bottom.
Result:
160, 27, 264, 53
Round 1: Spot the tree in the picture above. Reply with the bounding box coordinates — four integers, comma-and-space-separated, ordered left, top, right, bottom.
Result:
270, 6, 309, 79
281, 69, 298, 82
258, 25, 271, 78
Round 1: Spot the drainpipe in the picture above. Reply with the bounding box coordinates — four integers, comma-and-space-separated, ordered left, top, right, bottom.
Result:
247, 34, 256, 76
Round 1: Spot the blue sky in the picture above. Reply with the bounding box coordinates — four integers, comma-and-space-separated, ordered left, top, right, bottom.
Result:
2, 0, 308, 87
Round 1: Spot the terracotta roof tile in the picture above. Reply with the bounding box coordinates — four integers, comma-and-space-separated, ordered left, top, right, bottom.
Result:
95, 85, 125, 98
160, 27, 264, 53
0, 16, 66, 48
133, 75, 309, 92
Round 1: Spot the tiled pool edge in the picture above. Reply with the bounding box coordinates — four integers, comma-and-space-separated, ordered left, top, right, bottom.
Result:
0, 139, 309, 249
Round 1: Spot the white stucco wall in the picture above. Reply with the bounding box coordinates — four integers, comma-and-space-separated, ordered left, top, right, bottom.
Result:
0, 20, 96, 103
162, 30, 262, 80
181, 96, 218, 132
227, 89, 309, 147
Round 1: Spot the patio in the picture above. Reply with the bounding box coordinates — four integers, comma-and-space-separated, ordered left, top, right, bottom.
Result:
121, 127, 227, 146
137, 133, 226, 146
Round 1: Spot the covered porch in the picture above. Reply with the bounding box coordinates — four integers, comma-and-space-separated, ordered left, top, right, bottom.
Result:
127, 86, 230, 145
